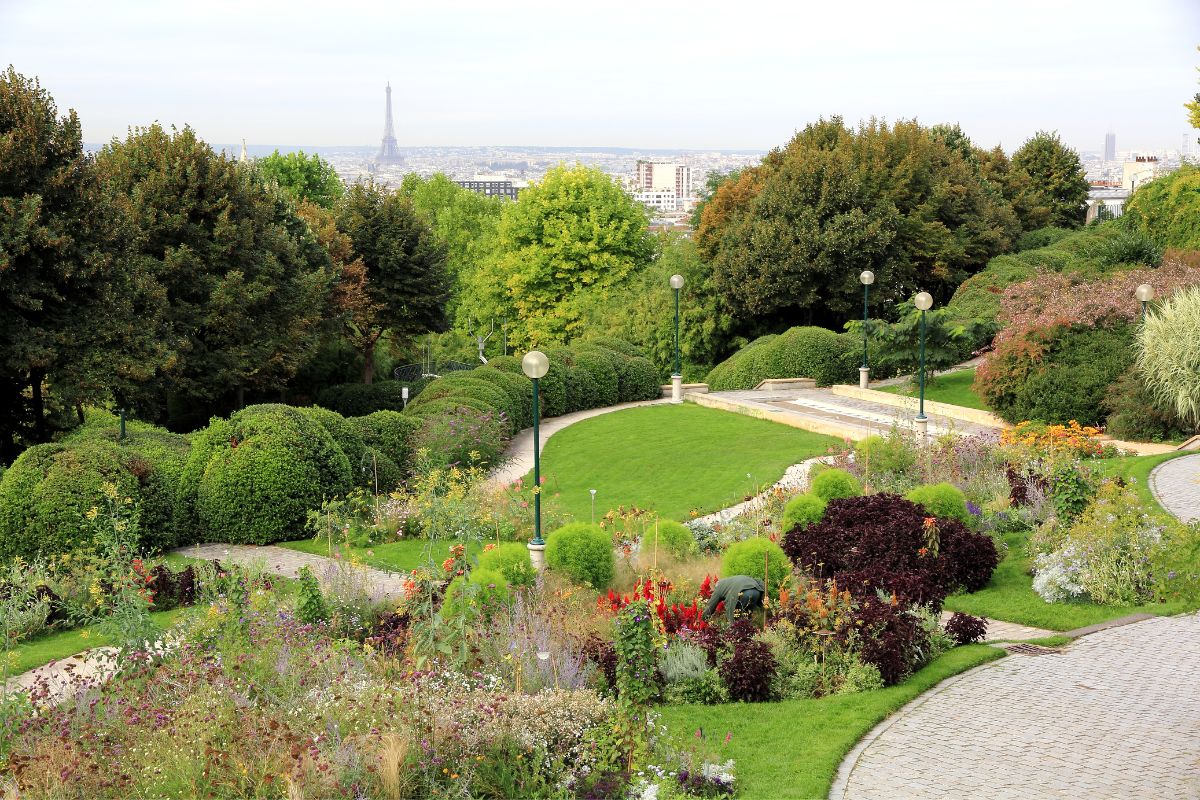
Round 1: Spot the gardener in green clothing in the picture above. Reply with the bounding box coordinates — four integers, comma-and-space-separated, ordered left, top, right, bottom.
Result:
702, 575, 766, 623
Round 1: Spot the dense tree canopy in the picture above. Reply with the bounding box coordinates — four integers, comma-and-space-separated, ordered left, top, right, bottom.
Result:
1009, 131, 1088, 229
696, 117, 1019, 337
257, 150, 345, 208
95, 125, 332, 425
334, 181, 451, 382
1122, 165, 1200, 250
0, 67, 164, 458
460, 165, 654, 346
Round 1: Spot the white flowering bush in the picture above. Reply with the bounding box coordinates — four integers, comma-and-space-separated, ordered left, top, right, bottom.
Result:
1032, 546, 1087, 603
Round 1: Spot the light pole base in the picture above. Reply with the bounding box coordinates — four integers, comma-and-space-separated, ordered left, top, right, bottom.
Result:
671, 374, 683, 403
914, 416, 929, 440
527, 542, 546, 572
859, 367, 870, 389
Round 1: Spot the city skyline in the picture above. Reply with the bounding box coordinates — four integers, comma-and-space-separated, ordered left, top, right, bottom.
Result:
2, 0, 1198, 154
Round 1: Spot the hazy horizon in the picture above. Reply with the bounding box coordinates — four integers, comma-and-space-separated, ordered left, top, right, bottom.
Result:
4, 0, 1198, 155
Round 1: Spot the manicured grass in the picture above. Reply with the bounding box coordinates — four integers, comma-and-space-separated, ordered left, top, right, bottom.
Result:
1091, 450, 1194, 514
878, 368, 987, 411
658, 645, 1004, 800
7, 607, 188, 676
523, 404, 842, 522
278, 537, 479, 573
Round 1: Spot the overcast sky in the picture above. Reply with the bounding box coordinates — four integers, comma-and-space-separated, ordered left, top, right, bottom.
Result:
2, 0, 1197, 153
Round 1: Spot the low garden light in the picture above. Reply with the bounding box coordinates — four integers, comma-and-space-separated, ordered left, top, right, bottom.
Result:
670, 273, 685, 403
1136, 283, 1154, 319
913, 291, 934, 437
522, 350, 550, 566
859, 270, 875, 388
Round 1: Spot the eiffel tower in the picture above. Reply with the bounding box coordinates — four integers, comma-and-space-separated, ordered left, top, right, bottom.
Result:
376, 82, 403, 165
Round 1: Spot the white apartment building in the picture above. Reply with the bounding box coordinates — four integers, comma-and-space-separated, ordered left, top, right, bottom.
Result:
634, 161, 691, 211
633, 188, 683, 212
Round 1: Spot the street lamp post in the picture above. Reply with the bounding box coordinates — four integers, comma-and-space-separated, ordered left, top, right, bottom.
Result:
859, 271, 875, 389
913, 292, 934, 439
1135, 283, 1154, 320
522, 350, 550, 570
670, 274, 685, 403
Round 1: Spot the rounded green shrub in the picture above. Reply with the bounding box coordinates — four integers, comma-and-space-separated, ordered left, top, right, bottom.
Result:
705, 328, 855, 390
467, 367, 533, 429
582, 336, 645, 359
545, 522, 614, 588
477, 542, 537, 587
442, 567, 513, 620
571, 349, 620, 407
781, 493, 827, 532
178, 404, 353, 545
0, 435, 185, 559
361, 448, 403, 492
905, 482, 972, 526
617, 355, 663, 402
647, 520, 697, 561
485, 355, 524, 374
297, 406, 367, 478
407, 376, 518, 433
809, 468, 863, 502
720, 537, 790, 600
404, 395, 500, 422
854, 435, 917, 480
314, 381, 409, 417
353, 411, 422, 468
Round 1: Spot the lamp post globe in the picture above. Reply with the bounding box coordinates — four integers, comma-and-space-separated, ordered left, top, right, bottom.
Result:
913, 292, 934, 433
859, 271, 875, 387
522, 350, 550, 560
669, 274, 685, 402
1135, 283, 1154, 319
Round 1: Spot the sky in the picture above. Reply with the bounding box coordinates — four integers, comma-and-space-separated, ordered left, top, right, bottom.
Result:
2, 0, 1198, 153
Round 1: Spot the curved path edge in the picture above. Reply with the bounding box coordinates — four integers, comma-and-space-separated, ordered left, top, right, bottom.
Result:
1148, 452, 1200, 524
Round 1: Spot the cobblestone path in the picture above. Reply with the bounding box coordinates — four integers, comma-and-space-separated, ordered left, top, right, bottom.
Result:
1149, 453, 1200, 524
834, 613, 1200, 799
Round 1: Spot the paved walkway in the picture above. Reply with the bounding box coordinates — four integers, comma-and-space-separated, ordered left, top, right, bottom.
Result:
834, 612, 1200, 799
488, 398, 670, 486
1149, 453, 1200, 524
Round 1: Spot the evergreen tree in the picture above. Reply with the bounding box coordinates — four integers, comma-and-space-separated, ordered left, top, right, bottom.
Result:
1010, 131, 1089, 229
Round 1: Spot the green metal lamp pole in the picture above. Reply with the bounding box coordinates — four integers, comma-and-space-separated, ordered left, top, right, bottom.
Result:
859, 271, 874, 388
669, 274, 685, 402
913, 292, 934, 434
522, 351, 550, 555
1136, 283, 1154, 320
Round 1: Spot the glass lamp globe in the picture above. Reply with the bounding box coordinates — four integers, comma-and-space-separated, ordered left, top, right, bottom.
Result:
669, 274, 685, 290
859, 270, 875, 286
521, 350, 549, 379
914, 292, 934, 311
1135, 284, 1154, 302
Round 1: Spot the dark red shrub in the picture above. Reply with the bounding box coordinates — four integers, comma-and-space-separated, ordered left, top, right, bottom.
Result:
582, 634, 618, 691
174, 565, 197, 606
783, 493, 998, 609
944, 612, 988, 645
147, 565, 178, 609
839, 596, 928, 686
365, 610, 410, 656
718, 637, 776, 702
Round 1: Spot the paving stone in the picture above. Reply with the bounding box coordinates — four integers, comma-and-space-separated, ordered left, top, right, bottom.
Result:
1149, 453, 1200, 524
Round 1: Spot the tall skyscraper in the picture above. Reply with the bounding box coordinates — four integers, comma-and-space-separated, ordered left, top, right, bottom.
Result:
1104, 131, 1116, 162
376, 83, 403, 165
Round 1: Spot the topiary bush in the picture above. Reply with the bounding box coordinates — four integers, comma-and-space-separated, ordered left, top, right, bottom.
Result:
314, 381, 410, 417
704, 334, 777, 391
351, 411, 422, 483
296, 406, 367, 480
809, 468, 863, 502
647, 520, 697, 561
406, 375, 518, 434
617, 356, 664, 402
476, 542, 537, 587
781, 493, 827, 532
404, 395, 499, 423
720, 537, 790, 600
0, 433, 186, 559
485, 355, 524, 374
905, 483, 972, 526
178, 404, 353, 546
570, 349, 620, 408
410, 405, 508, 469
545, 522, 614, 588
467, 368, 533, 429
705, 327, 855, 390
783, 493, 999, 610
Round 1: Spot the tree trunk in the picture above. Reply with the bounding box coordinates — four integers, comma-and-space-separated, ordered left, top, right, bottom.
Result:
362, 340, 376, 384
30, 369, 47, 443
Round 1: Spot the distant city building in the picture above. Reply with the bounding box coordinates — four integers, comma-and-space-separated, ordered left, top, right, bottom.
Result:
1085, 187, 1130, 223
633, 188, 683, 212
455, 175, 528, 201
635, 160, 691, 198
1104, 131, 1116, 162
1123, 155, 1165, 191
376, 83, 403, 166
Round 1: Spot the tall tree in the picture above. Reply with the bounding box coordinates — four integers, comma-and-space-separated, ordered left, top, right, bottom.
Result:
0, 67, 165, 459
95, 125, 332, 423
257, 150, 345, 208
1009, 131, 1089, 229
334, 181, 450, 383
697, 117, 1018, 337
462, 164, 654, 346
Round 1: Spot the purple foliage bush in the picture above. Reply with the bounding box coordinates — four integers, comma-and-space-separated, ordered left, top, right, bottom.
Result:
838, 596, 929, 686
944, 612, 988, 646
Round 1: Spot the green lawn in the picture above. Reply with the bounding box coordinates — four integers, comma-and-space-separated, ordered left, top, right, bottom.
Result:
659, 645, 1004, 799
7, 607, 189, 676
878, 368, 987, 411
278, 537, 478, 573
524, 404, 842, 522
1091, 450, 1194, 513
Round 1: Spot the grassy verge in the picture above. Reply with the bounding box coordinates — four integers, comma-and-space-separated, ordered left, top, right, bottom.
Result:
524, 404, 842, 522
658, 645, 1004, 799
1091, 450, 1194, 514
877, 368, 986, 411
7, 607, 189, 676
278, 537, 478, 573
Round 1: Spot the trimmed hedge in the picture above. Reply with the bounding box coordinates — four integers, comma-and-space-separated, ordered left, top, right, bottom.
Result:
545, 522, 614, 588
705, 327, 854, 390
404, 396, 499, 422
314, 381, 412, 417
351, 411, 422, 483
178, 404, 353, 545
406, 375, 517, 433
781, 493, 827, 532
484, 355, 524, 374
720, 537, 790, 600
466, 367, 534, 429
905, 483, 972, 526
476, 542, 537, 587
297, 406, 367, 479
570, 349, 620, 408
617, 356, 663, 402
810, 468, 863, 502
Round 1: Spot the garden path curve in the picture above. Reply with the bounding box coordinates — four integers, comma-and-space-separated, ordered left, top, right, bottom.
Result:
1149, 453, 1200, 524
832, 612, 1200, 799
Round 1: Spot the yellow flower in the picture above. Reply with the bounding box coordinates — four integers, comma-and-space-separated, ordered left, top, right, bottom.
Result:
86, 507, 99, 520
79, 630, 90, 640
100, 482, 119, 500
